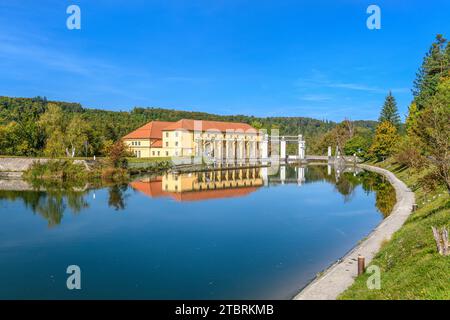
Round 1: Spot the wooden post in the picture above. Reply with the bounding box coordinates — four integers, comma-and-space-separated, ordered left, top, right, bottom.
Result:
357, 256, 365, 276
412, 204, 418, 211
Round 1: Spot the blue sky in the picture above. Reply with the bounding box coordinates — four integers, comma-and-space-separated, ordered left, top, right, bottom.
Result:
0, 0, 449, 121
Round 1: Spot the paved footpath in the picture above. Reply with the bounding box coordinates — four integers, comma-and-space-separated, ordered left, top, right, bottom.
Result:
294, 164, 415, 300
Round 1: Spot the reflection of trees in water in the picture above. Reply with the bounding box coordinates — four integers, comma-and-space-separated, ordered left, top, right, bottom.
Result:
108, 184, 129, 211
360, 172, 396, 217
303, 165, 358, 201
274, 165, 396, 214
334, 173, 359, 202
0, 188, 89, 227
36, 194, 65, 227
0, 179, 130, 226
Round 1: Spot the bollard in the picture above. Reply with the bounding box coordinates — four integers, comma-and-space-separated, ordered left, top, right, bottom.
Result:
357, 256, 365, 276
412, 204, 418, 211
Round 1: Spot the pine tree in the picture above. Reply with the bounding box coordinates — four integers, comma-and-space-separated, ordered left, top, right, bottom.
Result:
412, 34, 448, 110
379, 91, 401, 129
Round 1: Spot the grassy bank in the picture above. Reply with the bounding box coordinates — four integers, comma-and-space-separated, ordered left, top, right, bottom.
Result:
340, 159, 449, 300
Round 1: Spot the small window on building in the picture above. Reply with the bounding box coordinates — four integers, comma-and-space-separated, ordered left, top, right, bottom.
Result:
152, 151, 155, 156
158, 151, 160, 156
166, 132, 169, 138
166, 142, 169, 147
175, 141, 178, 146
175, 185, 178, 191
166, 151, 169, 156
175, 131, 178, 137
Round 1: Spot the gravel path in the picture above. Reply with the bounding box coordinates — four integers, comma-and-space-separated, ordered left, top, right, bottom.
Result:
294, 164, 415, 300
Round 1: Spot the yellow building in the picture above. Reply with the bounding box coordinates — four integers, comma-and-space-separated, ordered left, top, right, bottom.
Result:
123, 119, 263, 160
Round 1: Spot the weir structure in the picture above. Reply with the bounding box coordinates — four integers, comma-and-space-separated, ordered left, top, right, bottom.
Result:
259, 134, 306, 162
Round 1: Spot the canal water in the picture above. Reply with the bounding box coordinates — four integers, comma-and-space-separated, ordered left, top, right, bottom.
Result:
0, 165, 395, 299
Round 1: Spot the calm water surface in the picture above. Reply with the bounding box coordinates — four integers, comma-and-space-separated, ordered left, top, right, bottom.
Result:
0, 165, 394, 299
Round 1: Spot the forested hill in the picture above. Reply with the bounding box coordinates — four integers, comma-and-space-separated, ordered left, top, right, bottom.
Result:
0, 95, 377, 156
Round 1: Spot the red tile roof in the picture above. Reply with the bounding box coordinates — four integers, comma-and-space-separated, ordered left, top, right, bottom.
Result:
169, 187, 259, 201
163, 119, 256, 133
130, 178, 259, 202
151, 140, 163, 148
123, 119, 257, 141
122, 121, 174, 140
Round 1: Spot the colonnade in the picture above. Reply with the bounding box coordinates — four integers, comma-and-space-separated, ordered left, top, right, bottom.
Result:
195, 137, 259, 161
194, 133, 306, 162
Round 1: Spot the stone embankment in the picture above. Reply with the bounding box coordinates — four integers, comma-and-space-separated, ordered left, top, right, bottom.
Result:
0, 157, 93, 178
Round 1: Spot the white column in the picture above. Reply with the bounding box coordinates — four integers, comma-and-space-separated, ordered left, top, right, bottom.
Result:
335, 145, 340, 159
261, 134, 268, 160
280, 137, 286, 160
298, 134, 305, 160
327, 164, 332, 175
328, 146, 332, 158
218, 140, 222, 162
298, 167, 305, 186
232, 140, 236, 160
280, 166, 286, 184
239, 140, 244, 160
300, 141, 305, 159
261, 167, 268, 186
250, 140, 256, 160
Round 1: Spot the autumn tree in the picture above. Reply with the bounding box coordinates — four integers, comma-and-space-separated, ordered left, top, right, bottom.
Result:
369, 121, 399, 161
108, 140, 130, 168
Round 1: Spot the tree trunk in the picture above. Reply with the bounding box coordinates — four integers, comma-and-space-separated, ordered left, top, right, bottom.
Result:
442, 227, 449, 256
432, 226, 443, 255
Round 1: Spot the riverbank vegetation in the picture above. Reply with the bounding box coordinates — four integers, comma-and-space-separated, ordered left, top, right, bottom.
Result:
340, 34, 449, 299
23, 140, 171, 183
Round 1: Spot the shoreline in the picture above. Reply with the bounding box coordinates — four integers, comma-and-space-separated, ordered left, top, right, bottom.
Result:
293, 163, 415, 300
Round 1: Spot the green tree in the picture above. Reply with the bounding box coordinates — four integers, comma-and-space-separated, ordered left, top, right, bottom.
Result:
405, 102, 419, 135
344, 135, 371, 158
0, 122, 23, 155
38, 104, 66, 157
379, 92, 401, 129
65, 114, 93, 157
412, 78, 450, 192
369, 121, 399, 161
44, 129, 66, 158
412, 34, 449, 110
250, 120, 263, 130
38, 103, 64, 134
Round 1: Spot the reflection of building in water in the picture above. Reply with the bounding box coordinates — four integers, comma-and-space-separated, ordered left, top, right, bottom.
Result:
130, 168, 264, 201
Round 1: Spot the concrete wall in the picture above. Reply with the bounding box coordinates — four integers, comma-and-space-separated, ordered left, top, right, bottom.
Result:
0, 158, 50, 172
0, 158, 90, 172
